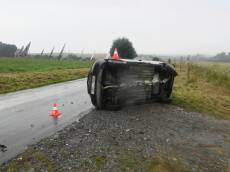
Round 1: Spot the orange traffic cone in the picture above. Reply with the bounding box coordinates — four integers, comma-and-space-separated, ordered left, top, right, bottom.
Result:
50, 103, 61, 117
112, 48, 119, 60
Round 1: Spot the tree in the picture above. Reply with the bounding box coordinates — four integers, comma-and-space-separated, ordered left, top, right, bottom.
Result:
0, 42, 17, 57
213, 52, 230, 62
110, 37, 137, 59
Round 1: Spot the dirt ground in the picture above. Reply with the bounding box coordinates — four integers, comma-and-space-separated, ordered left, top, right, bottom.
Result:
1, 103, 230, 172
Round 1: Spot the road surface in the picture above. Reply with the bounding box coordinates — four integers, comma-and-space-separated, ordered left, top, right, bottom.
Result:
0, 78, 92, 163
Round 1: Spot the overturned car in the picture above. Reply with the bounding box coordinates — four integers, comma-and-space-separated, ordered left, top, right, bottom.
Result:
87, 58, 177, 110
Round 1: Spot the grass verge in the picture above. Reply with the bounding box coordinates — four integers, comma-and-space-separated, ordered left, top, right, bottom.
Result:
0, 68, 89, 94
1, 148, 55, 172
1, 145, 191, 172
173, 62, 230, 119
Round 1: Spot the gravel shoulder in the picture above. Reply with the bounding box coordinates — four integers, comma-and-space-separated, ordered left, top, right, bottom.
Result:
1, 103, 230, 172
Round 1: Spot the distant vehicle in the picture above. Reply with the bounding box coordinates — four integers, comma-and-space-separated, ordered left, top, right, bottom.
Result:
87, 58, 177, 110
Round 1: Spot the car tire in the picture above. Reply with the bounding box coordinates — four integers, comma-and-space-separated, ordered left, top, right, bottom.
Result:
87, 74, 97, 106
95, 68, 104, 109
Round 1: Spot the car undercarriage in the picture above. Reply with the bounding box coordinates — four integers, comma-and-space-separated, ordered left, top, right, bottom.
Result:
87, 59, 177, 110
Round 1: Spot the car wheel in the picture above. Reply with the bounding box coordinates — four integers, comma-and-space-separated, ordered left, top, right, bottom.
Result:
95, 68, 104, 109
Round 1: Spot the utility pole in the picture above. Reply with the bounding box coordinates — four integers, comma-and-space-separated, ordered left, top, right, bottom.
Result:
49, 47, 55, 58
17, 46, 24, 57
23, 42, 31, 56
41, 49, 44, 56
58, 44, 66, 60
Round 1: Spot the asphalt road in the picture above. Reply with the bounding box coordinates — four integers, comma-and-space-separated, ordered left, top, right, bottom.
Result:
0, 78, 92, 163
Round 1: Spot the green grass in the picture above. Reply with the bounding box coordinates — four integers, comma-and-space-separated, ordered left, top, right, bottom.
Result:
0, 57, 92, 94
0, 57, 91, 73
149, 154, 190, 172
191, 62, 230, 90
173, 62, 230, 119
2, 148, 55, 172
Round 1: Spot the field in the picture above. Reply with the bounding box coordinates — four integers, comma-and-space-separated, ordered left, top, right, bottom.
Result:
191, 62, 230, 90
0, 57, 91, 72
173, 61, 230, 119
0, 57, 92, 94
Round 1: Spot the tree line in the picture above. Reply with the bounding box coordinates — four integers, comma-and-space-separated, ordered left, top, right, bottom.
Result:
213, 52, 230, 62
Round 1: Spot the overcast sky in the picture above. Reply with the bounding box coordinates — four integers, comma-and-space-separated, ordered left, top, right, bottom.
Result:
1, 0, 230, 55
